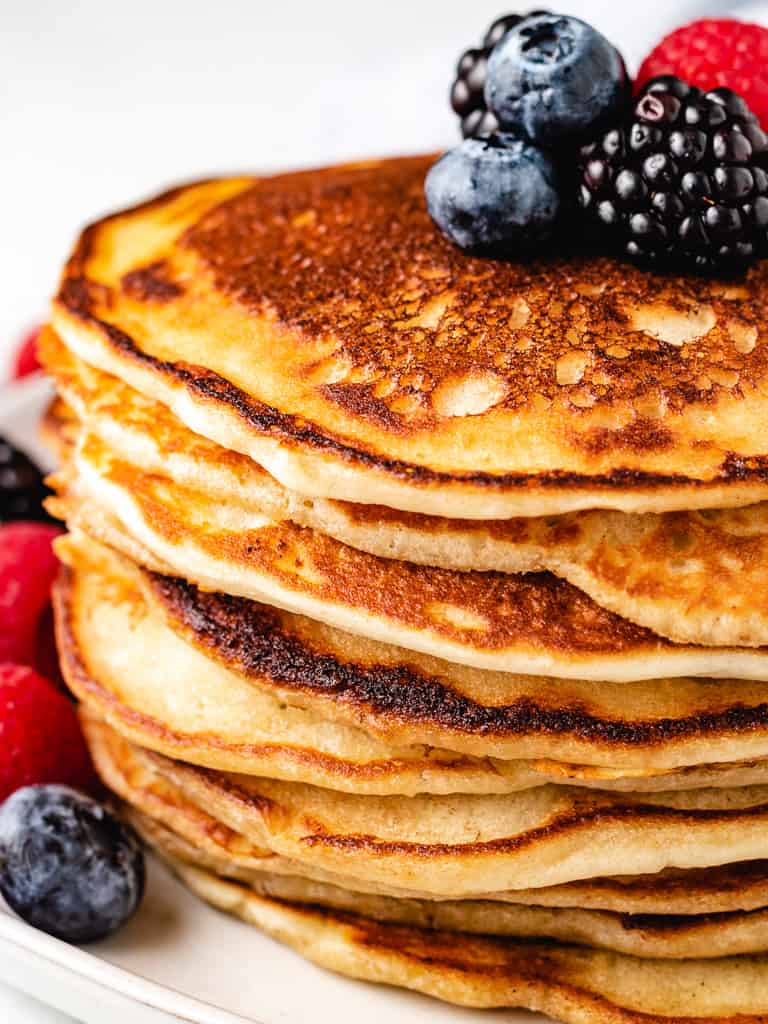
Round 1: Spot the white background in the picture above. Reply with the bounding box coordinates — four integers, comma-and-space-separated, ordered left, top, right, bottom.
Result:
0, 0, 764, 1020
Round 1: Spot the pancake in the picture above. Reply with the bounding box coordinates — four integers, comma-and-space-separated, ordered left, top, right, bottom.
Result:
102, 724, 768, 917
56, 533, 768, 785
42, 331, 768, 649
133, 812, 768, 960
160, 858, 768, 1020
52, 443, 768, 682
85, 715, 768, 898
50, 158, 768, 520
130, 808, 768, 918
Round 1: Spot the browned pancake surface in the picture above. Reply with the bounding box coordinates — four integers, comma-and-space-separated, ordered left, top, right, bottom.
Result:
50, 160, 768, 515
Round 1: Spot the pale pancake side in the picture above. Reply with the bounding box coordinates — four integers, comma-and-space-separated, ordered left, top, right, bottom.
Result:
135, 812, 768, 960
104, 728, 768, 917
51, 160, 768, 519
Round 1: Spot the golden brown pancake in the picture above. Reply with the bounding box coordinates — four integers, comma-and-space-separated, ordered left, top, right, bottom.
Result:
84, 715, 768, 898
42, 330, 768, 648
50, 158, 768, 519
50, 445, 768, 682
105, 727, 768, 918
131, 812, 768, 961
134, 815, 768, 921
55, 532, 768, 784
165, 853, 768, 1020
162, 858, 768, 1020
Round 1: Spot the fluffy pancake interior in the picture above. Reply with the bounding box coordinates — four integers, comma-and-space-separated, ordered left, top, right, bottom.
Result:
83, 714, 768, 898
42, 330, 768, 650
55, 531, 768, 781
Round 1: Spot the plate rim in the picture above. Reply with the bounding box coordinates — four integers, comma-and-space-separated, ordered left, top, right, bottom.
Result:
0, 907, 256, 1024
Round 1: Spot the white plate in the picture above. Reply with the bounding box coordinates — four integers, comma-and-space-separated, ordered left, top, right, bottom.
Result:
0, 375, 540, 1024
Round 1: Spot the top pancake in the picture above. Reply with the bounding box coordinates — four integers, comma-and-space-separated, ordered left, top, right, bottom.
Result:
51, 157, 768, 519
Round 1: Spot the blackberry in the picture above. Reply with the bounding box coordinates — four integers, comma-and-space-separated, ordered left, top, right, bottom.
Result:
579, 76, 768, 273
450, 11, 549, 138
0, 435, 54, 525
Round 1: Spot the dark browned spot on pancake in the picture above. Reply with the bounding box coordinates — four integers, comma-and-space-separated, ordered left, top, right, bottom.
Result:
122, 261, 183, 303
59, 276, 113, 316
149, 572, 768, 747
320, 382, 420, 432
616, 907, 762, 934
576, 418, 675, 455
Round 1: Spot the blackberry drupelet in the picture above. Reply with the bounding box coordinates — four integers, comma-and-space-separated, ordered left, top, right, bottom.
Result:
0, 435, 54, 524
578, 76, 768, 273
450, 11, 549, 138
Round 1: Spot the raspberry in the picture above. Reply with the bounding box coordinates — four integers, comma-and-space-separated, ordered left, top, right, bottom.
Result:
36, 607, 65, 691
0, 523, 62, 667
0, 665, 96, 803
12, 327, 41, 379
637, 20, 768, 131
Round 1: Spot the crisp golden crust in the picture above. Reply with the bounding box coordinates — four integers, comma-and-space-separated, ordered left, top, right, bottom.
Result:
41, 331, 768, 648
148, 569, 768, 767
54, 433, 768, 679
50, 161, 768, 517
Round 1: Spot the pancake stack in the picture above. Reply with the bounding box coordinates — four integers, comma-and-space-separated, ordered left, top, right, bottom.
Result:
42, 156, 768, 1022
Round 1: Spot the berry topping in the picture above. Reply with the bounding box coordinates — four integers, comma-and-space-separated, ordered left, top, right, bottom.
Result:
637, 19, 768, 132
578, 76, 768, 273
12, 327, 41, 380
0, 436, 55, 525
485, 13, 629, 145
451, 11, 550, 138
0, 522, 61, 667
0, 784, 144, 943
425, 134, 560, 252
0, 666, 96, 802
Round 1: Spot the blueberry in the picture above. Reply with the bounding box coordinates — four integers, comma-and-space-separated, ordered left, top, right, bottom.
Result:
425, 135, 560, 253
0, 785, 145, 943
484, 14, 629, 145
